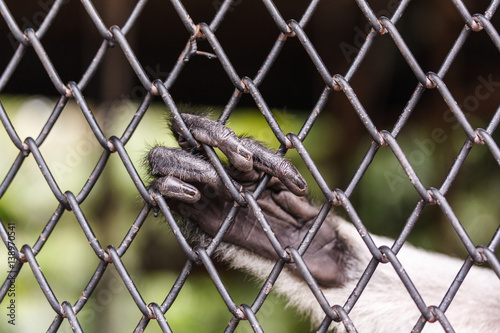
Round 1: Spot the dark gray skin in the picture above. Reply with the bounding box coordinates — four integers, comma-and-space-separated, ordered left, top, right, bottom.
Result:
147, 113, 350, 287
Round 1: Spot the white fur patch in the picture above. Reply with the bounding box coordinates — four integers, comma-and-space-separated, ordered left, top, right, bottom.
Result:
215, 216, 500, 332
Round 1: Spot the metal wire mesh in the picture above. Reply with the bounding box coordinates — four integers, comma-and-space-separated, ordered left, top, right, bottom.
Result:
1, 0, 500, 332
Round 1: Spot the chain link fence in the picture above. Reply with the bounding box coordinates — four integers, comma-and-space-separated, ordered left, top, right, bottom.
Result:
1, 0, 500, 332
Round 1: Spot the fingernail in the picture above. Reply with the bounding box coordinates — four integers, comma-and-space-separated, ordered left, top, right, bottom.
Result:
153, 206, 160, 217
295, 175, 307, 191
181, 184, 198, 197
237, 144, 252, 161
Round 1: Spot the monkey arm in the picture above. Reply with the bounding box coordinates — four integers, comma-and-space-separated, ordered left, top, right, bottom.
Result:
147, 113, 500, 332
147, 113, 351, 287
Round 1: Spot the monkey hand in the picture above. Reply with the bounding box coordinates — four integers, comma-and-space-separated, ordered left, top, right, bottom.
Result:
147, 113, 348, 287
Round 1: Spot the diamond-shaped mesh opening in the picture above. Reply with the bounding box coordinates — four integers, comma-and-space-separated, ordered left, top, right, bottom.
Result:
1, 1, 499, 332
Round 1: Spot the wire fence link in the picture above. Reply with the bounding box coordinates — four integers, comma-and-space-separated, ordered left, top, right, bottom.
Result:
1, 0, 500, 332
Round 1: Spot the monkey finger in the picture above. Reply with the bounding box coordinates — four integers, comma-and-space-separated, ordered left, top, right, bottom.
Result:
271, 191, 318, 220
150, 176, 201, 203
148, 147, 225, 192
173, 114, 253, 172
240, 138, 307, 196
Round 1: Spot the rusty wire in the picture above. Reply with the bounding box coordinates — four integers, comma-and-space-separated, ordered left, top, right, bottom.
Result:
1, 0, 500, 332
